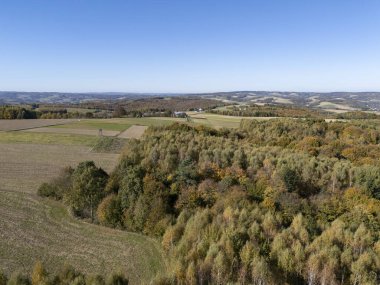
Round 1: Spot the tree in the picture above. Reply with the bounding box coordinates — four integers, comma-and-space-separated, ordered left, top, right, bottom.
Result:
97, 194, 123, 228
66, 161, 108, 222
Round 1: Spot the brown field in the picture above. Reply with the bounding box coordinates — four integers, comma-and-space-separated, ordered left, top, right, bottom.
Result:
0, 141, 166, 283
0, 119, 75, 131
24, 127, 120, 137
118, 125, 148, 139
0, 143, 118, 193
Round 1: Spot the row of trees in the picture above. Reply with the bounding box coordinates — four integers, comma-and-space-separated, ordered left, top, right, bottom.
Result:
0, 261, 128, 285
0, 106, 38, 119
39, 120, 380, 284
0, 105, 104, 119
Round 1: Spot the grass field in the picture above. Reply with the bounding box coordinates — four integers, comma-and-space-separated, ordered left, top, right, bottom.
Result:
0, 131, 100, 146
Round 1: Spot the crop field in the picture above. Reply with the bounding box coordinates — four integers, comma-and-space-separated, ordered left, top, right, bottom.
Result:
0, 143, 118, 192
0, 119, 76, 131
24, 127, 120, 137
0, 131, 166, 283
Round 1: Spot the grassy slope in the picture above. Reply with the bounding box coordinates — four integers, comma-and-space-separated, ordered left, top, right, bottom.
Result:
0, 191, 165, 284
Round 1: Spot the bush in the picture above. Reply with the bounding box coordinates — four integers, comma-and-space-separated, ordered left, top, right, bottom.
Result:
37, 183, 58, 199
7, 272, 30, 285
0, 271, 7, 285
106, 273, 129, 285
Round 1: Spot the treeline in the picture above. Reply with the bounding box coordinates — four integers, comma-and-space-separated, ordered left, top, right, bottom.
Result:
0, 261, 128, 285
113, 97, 226, 118
209, 104, 331, 118
40, 120, 380, 284
336, 111, 380, 120
0, 106, 38, 119
0, 106, 103, 119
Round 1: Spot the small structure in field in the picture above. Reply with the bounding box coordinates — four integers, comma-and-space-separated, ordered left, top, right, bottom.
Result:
174, 111, 187, 118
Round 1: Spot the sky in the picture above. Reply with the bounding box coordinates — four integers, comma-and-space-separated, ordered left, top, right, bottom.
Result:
0, 0, 380, 93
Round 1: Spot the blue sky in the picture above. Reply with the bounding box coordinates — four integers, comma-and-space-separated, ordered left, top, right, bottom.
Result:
0, 0, 379, 93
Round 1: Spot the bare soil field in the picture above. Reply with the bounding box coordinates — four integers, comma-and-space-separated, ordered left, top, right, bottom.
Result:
118, 125, 148, 139
24, 127, 120, 137
0, 119, 75, 131
0, 143, 118, 193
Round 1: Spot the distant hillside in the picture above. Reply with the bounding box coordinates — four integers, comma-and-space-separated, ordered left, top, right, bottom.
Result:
0, 91, 180, 104
1, 91, 380, 113
198, 91, 380, 112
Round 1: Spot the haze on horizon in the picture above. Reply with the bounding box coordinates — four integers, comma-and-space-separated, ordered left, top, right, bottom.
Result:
0, 0, 379, 93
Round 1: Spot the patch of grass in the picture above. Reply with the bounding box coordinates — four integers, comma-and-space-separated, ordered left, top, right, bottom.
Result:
0, 131, 99, 146
92, 137, 127, 153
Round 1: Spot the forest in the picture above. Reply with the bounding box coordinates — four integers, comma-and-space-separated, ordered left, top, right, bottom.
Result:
36, 118, 380, 284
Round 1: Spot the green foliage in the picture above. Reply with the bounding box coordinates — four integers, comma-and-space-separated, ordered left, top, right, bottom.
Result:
65, 161, 108, 221
0, 262, 129, 285
0, 106, 37, 119
97, 194, 123, 228
37, 167, 73, 200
